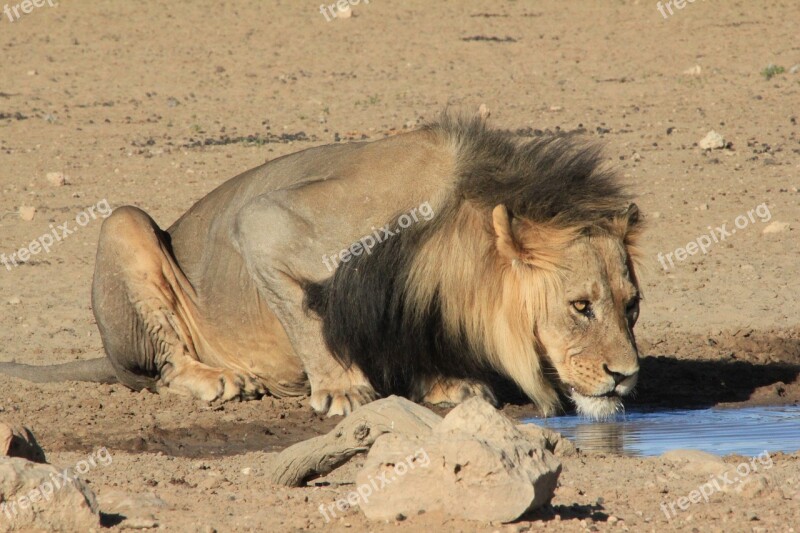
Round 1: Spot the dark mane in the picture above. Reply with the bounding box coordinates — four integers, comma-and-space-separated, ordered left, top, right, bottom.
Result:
304, 115, 637, 400
427, 114, 632, 227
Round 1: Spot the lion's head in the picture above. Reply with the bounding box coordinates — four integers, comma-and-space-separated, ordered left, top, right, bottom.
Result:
491, 203, 642, 419
305, 116, 643, 420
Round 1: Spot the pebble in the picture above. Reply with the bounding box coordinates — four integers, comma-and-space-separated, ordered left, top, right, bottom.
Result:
7, 296, 21, 305
698, 130, 725, 150
683, 64, 702, 76
18, 206, 36, 221
762, 221, 790, 234
46, 171, 67, 186
198, 476, 223, 491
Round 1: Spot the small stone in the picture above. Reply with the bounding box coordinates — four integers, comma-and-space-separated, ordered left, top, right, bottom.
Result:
0, 423, 46, 461
699, 203, 709, 210
698, 130, 725, 150
19, 205, 36, 221
790, 64, 800, 74
240, 467, 251, 475
734, 474, 771, 498
8, 296, 21, 305
762, 221, 790, 234
683, 65, 702, 76
27, 69, 37, 76
337, 4, 352, 18
46, 171, 67, 186
632, 152, 641, 162
199, 476, 223, 491
549, 105, 563, 112
478, 103, 490, 120
662, 449, 727, 476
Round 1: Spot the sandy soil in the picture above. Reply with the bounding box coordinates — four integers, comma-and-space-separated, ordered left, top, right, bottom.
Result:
0, 0, 799, 531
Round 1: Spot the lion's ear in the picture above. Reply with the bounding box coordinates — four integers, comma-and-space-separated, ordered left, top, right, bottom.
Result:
614, 203, 644, 250
611, 203, 645, 277
492, 205, 522, 261
493, 205, 576, 270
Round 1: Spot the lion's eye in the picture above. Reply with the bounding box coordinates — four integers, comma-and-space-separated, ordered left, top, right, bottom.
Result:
571, 300, 592, 316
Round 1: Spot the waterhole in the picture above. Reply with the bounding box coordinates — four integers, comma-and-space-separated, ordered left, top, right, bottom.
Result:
529, 405, 800, 456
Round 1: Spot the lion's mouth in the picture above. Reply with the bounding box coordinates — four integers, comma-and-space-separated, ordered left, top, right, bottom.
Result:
570, 386, 620, 399
568, 387, 624, 420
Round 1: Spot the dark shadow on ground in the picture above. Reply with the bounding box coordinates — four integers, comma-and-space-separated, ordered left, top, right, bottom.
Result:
519, 502, 607, 523
628, 355, 799, 410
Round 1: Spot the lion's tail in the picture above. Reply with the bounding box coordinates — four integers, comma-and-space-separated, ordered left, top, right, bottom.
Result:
0, 357, 118, 384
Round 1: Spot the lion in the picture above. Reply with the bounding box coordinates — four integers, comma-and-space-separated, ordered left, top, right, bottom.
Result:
0, 114, 643, 420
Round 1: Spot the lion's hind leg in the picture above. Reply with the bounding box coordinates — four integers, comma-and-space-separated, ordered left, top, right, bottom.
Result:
92, 206, 265, 402
414, 376, 498, 407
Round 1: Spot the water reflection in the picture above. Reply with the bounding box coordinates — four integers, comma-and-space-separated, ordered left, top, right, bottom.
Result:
569, 421, 626, 454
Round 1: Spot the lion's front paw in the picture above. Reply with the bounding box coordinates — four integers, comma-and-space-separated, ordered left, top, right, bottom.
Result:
419, 377, 497, 407
310, 385, 379, 416
210, 369, 266, 402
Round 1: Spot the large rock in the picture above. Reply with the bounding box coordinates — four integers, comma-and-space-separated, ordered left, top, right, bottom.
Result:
266, 396, 441, 487
0, 457, 101, 531
356, 397, 561, 522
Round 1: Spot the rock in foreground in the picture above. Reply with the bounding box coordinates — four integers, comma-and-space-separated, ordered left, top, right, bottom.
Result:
0, 457, 100, 532
356, 397, 561, 522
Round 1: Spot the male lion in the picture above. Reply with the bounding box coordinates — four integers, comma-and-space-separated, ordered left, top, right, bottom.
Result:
0, 115, 643, 419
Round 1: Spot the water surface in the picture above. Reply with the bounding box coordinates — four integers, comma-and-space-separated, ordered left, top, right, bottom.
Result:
526, 405, 800, 456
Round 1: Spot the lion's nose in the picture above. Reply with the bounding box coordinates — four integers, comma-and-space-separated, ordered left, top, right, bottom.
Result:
603, 363, 636, 386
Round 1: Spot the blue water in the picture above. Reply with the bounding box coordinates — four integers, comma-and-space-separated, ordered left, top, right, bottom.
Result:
526, 405, 800, 457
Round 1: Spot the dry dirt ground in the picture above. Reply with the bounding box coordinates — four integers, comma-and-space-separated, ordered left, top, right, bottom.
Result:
1, 1, 799, 531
